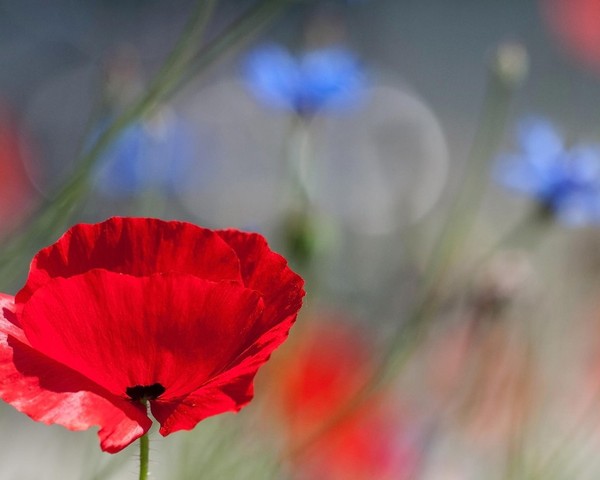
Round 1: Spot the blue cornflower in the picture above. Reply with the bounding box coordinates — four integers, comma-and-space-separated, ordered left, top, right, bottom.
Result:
243, 44, 366, 116
494, 117, 600, 226
93, 109, 195, 197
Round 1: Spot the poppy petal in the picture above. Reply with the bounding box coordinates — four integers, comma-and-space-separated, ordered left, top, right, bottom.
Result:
21, 269, 264, 400
0, 295, 150, 453
151, 372, 255, 435
217, 229, 305, 335
0, 294, 27, 343
146, 229, 305, 436
151, 296, 298, 435
1, 219, 304, 452
18, 217, 243, 303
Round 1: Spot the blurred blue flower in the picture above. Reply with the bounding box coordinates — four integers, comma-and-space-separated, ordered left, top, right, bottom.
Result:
93, 109, 195, 197
494, 117, 600, 226
243, 44, 366, 116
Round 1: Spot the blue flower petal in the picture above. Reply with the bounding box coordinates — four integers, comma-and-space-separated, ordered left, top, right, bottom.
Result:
95, 124, 146, 196
567, 145, 600, 185
516, 117, 564, 163
298, 47, 366, 113
493, 154, 548, 196
494, 116, 600, 227
93, 112, 196, 197
243, 44, 299, 111
555, 191, 600, 226
243, 44, 365, 115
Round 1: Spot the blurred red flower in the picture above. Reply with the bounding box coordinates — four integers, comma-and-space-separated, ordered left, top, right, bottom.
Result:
0, 217, 304, 452
274, 316, 419, 480
0, 104, 35, 231
541, 0, 600, 73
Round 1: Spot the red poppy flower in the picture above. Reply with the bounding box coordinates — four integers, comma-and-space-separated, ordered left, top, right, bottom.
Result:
0, 103, 35, 232
540, 0, 600, 74
272, 315, 419, 480
0, 217, 304, 453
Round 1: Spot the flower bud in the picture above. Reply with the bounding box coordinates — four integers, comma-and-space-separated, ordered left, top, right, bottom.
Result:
490, 41, 529, 87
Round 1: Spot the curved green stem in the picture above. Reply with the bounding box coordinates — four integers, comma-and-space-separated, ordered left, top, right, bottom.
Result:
288, 45, 524, 460
0, 0, 289, 290
166, 0, 289, 103
420, 60, 519, 293
368, 43, 525, 381
0, 0, 217, 287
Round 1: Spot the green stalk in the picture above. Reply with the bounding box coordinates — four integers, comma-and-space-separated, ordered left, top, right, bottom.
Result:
137, 398, 151, 480
0, 0, 289, 290
288, 42, 528, 460
163, 0, 289, 104
139, 432, 150, 480
0, 0, 217, 284
421, 44, 526, 295
280, 116, 320, 270
366, 42, 528, 388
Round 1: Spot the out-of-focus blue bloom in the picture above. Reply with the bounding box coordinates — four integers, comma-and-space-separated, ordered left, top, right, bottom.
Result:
93, 109, 195, 197
243, 44, 366, 116
494, 117, 600, 226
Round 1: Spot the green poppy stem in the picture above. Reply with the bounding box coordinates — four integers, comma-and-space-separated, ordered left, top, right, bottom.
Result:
138, 432, 150, 480
137, 397, 151, 480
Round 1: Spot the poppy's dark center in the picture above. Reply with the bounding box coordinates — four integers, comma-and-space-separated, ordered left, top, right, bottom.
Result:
126, 383, 166, 401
